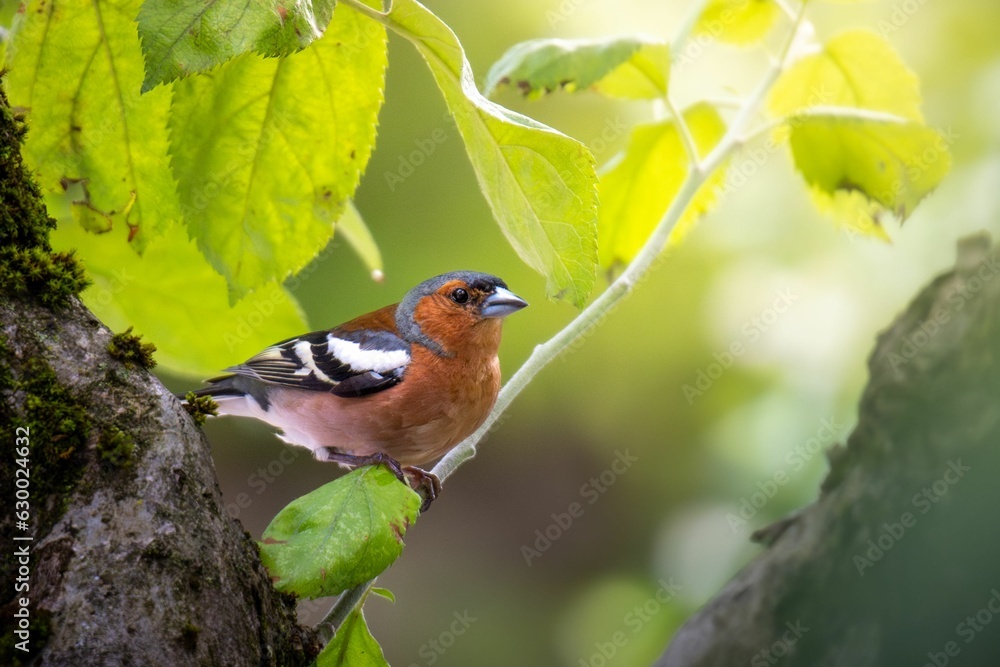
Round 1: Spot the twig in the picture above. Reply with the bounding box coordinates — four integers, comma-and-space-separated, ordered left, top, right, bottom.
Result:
315, 580, 373, 645
664, 94, 703, 173
773, 0, 798, 22
671, 0, 711, 52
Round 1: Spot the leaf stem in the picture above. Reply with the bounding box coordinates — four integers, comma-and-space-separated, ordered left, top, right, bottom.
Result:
342, 0, 388, 23
664, 95, 703, 173
739, 106, 910, 149
773, 0, 798, 22
790, 106, 911, 125
671, 0, 710, 52
315, 580, 373, 645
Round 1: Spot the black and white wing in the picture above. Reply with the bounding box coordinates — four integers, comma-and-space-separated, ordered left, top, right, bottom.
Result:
225, 328, 411, 398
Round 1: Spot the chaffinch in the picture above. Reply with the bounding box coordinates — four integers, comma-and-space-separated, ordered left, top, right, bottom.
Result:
185, 271, 527, 503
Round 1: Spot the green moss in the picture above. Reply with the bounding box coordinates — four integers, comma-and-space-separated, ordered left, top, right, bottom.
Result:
183, 392, 218, 426
0, 83, 52, 250
0, 75, 89, 308
0, 334, 91, 581
0, 608, 53, 666
98, 426, 135, 468
0, 246, 90, 309
107, 326, 157, 370
180, 621, 200, 652
18, 356, 91, 515
0, 333, 12, 393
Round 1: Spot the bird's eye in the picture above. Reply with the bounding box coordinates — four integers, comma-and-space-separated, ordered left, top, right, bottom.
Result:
450, 288, 469, 304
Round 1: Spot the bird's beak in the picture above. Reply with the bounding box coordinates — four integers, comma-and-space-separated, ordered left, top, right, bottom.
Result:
480, 287, 528, 319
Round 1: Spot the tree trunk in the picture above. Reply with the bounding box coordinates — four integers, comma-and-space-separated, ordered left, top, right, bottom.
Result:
656, 234, 1000, 667
1, 80, 317, 666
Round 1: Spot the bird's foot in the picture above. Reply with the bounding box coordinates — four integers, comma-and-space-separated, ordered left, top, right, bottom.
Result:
403, 466, 441, 512
316, 449, 439, 511
317, 449, 405, 481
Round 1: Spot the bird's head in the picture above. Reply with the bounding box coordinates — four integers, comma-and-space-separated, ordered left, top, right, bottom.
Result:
396, 271, 528, 357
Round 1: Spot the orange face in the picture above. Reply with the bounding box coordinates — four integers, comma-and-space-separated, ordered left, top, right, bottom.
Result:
412, 279, 507, 358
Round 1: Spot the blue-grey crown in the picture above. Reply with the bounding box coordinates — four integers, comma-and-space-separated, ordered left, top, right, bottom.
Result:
395, 271, 507, 354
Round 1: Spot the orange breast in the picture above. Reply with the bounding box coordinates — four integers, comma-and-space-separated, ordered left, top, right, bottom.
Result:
269, 346, 502, 467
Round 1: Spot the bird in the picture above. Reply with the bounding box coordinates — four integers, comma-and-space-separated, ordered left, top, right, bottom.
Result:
184, 271, 527, 506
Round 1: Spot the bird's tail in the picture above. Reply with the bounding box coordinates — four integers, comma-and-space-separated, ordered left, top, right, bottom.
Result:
178, 374, 272, 417
176, 374, 241, 402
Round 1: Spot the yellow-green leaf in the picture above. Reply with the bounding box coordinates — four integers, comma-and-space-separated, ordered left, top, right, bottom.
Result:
6, 0, 181, 250
168, 1, 386, 301
598, 103, 727, 269
387, 0, 598, 306
696, 0, 780, 45
808, 189, 892, 242
318, 604, 389, 667
769, 29, 923, 121
136, 0, 337, 91
787, 112, 951, 236
259, 466, 420, 599
49, 218, 307, 378
484, 36, 669, 100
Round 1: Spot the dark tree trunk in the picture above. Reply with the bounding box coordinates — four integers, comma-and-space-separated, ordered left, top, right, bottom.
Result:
1, 80, 316, 666
656, 234, 1000, 667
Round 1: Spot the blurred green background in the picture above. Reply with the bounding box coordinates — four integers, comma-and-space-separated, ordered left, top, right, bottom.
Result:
141, 0, 999, 665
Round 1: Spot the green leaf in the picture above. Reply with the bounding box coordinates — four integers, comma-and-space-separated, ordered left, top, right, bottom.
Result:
259, 466, 421, 599
6, 0, 181, 250
695, 0, 780, 45
767, 31, 944, 237
387, 0, 598, 306
787, 111, 951, 235
484, 36, 669, 100
598, 103, 727, 269
317, 604, 389, 667
136, 0, 337, 91
369, 586, 395, 603
168, 1, 386, 301
769, 30, 923, 121
49, 217, 307, 378
337, 202, 384, 282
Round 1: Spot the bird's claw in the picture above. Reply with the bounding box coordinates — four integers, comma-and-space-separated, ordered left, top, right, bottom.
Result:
316, 449, 440, 511
317, 448, 404, 479
403, 466, 441, 512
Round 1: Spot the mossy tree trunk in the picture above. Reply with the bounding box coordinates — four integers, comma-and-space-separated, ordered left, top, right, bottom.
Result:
656, 235, 1000, 666
0, 82, 316, 665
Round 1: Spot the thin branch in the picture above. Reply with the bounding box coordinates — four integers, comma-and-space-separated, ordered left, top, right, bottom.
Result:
739, 105, 910, 148
739, 118, 785, 146
341, 0, 387, 23
315, 581, 373, 645
790, 105, 911, 124
701, 12, 802, 172
664, 95, 703, 173
773, 0, 798, 22
671, 0, 711, 52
